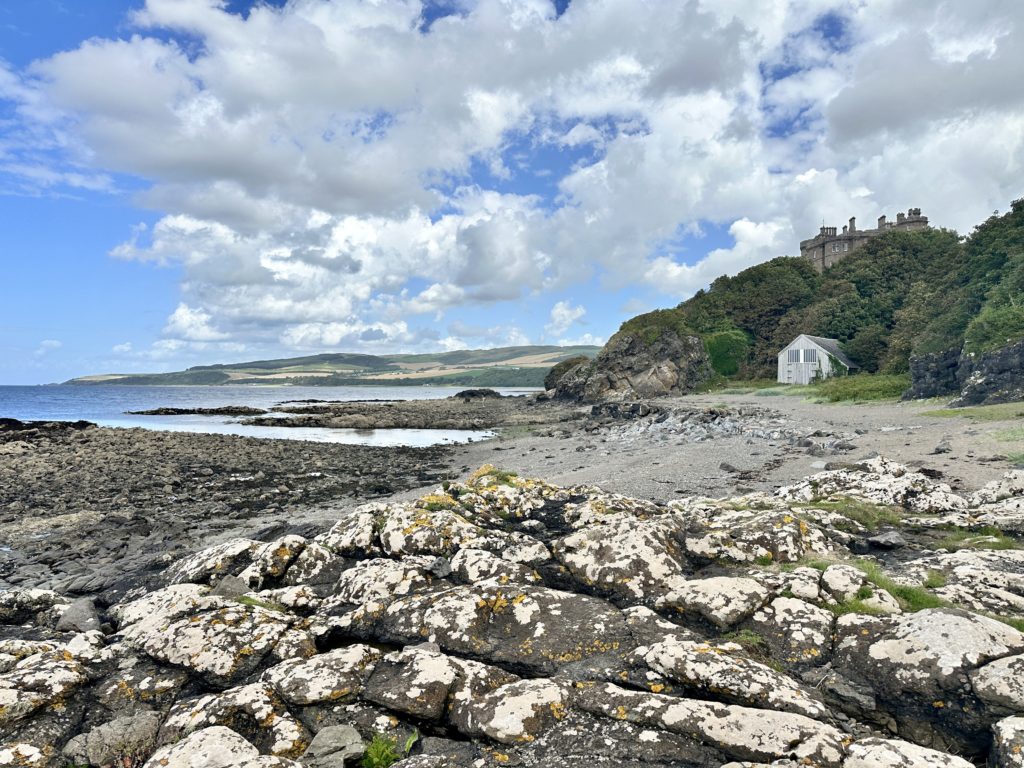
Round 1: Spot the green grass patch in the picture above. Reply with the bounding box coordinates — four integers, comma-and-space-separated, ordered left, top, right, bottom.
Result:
362, 732, 419, 768
795, 496, 903, 531
468, 465, 519, 488
235, 595, 287, 613
995, 426, 1024, 442
989, 615, 1024, 632
853, 559, 947, 612
922, 402, 1024, 422
808, 374, 911, 403
924, 570, 948, 589
1008, 452, 1024, 466
934, 526, 1020, 551
826, 598, 890, 617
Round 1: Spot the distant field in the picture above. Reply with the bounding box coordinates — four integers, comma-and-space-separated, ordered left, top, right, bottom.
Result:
65, 345, 601, 387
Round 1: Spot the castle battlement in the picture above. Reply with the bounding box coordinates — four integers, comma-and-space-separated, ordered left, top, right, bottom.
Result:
800, 208, 929, 272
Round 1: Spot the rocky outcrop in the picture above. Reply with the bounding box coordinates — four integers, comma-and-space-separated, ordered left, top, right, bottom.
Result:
905, 339, 1024, 405
904, 348, 961, 399
3, 459, 1024, 766
551, 328, 714, 401
952, 338, 1024, 406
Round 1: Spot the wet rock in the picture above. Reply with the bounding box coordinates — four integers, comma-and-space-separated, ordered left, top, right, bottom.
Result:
54, 598, 100, 633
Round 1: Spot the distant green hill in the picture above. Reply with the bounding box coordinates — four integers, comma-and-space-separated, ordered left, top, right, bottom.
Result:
612, 199, 1024, 380
65, 345, 601, 386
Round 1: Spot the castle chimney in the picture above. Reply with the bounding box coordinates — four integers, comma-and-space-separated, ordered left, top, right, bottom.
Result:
877, 215, 886, 229
842, 225, 848, 234
849, 217, 856, 232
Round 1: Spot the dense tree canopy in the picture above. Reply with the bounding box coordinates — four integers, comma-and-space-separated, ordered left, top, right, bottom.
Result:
612, 200, 1024, 379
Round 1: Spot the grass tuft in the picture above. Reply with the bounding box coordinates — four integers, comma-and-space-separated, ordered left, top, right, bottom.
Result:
934, 526, 1020, 552
809, 374, 911, 403
796, 496, 903, 531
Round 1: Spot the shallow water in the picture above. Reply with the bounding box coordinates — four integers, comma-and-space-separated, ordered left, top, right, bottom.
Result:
0, 384, 536, 446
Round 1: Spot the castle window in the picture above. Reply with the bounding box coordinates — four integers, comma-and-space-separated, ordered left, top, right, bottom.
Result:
787, 349, 800, 363
843, 242, 848, 251
803, 349, 818, 363
831, 243, 841, 252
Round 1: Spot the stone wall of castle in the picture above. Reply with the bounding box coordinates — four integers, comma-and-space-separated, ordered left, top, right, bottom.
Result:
800, 208, 929, 272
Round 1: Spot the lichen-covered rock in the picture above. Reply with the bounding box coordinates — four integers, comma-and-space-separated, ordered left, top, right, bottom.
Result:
971, 654, 1024, 712
450, 548, 540, 586
237, 535, 307, 589
334, 584, 633, 675
281, 542, 343, 588
331, 557, 436, 605
678, 506, 836, 564
552, 518, 689, 602
364, 645, 516, 726
161, 683, 309, 757
94, 655, 188, 715
471, 678, 571, 744
778, 458, 967, 514
844, 736, 975, 767
61, 711, 162, 767
123, 603, 293, 687
263, 644, 380, 706
314, 505, 382, 556
0, 649, 88, 731
0, 589, 69, 627
142, 726, 300, 768
834, 608, 1024, 750
0, 743, 46, 766
575, 682, 845, 766
164, 540, 261, 585
894, 549, 1024, 618
639, 636, 828, 719
993, 716, 1024, 768
821, 564, 867, 602
747, 597, 834, 668
657, 576, 770, 628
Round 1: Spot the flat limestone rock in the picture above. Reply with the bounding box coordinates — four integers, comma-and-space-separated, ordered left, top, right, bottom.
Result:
747, 596, 834, 668
657, 576, 770, 628
844, 737, 975, 767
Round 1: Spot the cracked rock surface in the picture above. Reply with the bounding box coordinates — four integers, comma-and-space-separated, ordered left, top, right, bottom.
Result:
3, 459, 1024, 766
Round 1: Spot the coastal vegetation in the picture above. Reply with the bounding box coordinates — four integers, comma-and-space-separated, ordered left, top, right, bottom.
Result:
614, 199, 1024, 383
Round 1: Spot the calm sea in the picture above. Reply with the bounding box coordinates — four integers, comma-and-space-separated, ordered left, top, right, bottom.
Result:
0, 384, 538, 447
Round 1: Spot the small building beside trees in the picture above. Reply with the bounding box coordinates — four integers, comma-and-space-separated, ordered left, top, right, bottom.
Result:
777, 334, 858, 384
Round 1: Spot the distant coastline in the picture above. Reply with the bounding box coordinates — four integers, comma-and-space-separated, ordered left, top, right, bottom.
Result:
63, 344, 600, 388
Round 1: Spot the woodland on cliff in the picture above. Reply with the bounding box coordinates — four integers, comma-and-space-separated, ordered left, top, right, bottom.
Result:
618, 199, 1024, 381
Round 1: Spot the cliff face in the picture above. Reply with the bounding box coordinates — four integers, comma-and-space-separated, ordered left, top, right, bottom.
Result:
952, 339, 1024, 406
551, 328, 714, 402
904, 339, 1024, 406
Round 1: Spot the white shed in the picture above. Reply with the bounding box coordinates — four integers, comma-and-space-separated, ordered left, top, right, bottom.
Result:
777, 334, 858, 385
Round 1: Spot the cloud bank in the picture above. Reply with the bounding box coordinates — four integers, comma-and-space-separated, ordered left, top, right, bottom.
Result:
4, 0, 1023, 360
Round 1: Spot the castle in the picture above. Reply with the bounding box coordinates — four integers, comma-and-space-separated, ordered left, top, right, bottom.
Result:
800, 208, 929, 272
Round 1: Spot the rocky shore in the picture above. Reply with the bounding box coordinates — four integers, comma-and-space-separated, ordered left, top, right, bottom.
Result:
0, 419, 450, 598
3, 457, 1024, 767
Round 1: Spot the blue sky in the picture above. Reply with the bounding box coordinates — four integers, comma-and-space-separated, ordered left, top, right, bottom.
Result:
2, 0, 1023, 384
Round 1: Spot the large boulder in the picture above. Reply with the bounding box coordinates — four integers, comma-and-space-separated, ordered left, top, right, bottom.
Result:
553, 325, 714, 402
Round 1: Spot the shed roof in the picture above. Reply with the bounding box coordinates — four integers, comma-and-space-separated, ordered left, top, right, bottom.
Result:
783, 335, 859, 369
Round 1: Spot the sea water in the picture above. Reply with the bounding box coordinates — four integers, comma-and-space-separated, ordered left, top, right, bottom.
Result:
0, 384, 538, 446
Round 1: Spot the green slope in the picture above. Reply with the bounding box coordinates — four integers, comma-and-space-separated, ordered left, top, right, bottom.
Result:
613, 198, 1024, 379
